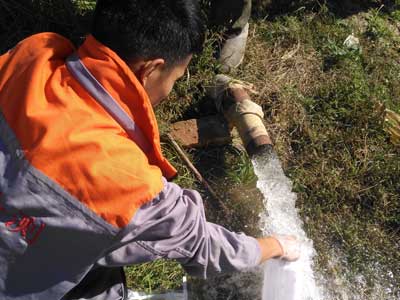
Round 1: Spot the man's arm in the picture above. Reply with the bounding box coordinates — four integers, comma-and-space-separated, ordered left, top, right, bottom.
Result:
96, 179, 295, 278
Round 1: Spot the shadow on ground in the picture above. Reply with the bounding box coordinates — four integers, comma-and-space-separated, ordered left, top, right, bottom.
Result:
0, 0, 93, 53
253, 0, 399, 18
1, 0, 399, 54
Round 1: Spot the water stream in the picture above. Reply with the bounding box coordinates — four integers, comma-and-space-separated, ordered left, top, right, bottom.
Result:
253, 149, 398, 300
252, 150, 323, 300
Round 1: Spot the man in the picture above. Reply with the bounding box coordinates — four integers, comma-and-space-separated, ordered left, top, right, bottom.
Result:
0, 1, 299, 299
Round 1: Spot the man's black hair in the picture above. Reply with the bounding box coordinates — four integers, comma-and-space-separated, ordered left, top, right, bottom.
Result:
91, 0, 205, 66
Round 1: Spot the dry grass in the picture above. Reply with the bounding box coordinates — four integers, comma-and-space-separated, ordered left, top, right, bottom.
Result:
230, 5, 400, 297
237, 19, 324, 166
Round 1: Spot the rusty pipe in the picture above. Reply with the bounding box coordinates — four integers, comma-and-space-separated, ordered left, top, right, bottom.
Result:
213, 75, 273, 157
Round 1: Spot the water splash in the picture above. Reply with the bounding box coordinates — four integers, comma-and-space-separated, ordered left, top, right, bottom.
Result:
252, 151, 324, 300
252, 150, 399, 300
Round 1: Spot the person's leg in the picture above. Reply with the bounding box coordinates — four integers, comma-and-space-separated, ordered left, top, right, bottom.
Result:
209, 0, 252, 72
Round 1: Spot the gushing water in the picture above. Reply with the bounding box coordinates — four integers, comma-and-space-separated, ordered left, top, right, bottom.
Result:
252, 150, 323, 300
252, 150, 399, 300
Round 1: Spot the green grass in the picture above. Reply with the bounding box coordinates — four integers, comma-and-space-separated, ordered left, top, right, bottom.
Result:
238, 3, 400, 296
1, 0, 399, 297
125, 260, 185, 292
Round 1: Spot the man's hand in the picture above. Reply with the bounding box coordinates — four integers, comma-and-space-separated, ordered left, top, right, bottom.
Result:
272, 235, 301, 261
257, 235, 301, 264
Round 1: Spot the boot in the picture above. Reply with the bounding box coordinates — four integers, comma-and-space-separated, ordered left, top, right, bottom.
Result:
218, 23, 249, 73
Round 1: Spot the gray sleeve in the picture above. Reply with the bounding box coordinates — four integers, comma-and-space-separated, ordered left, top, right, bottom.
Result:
96, 179, 261, 278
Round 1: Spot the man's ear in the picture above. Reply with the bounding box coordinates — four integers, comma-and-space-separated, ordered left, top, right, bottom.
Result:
134, 59, 165, 87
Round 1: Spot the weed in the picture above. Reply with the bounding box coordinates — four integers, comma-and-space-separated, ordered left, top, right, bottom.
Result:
125, 260, 185, 293
366, 6, 394, 39
225, 148, 257, 185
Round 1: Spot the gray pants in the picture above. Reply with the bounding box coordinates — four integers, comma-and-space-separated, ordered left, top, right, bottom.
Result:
209, 0, 252, 33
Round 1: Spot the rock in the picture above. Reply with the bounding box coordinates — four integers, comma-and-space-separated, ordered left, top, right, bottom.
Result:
169, 116, 232, 148
343, 34, 361, 50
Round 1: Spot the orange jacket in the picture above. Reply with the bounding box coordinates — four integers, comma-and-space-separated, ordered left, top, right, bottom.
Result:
0, 33, 177, 228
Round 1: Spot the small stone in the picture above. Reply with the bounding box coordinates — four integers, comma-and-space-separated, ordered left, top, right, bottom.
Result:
343, 34, 360, 50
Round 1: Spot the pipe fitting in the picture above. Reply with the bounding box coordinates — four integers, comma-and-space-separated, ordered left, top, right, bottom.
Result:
224, 98, 272, 156
210, 75, 273, 157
